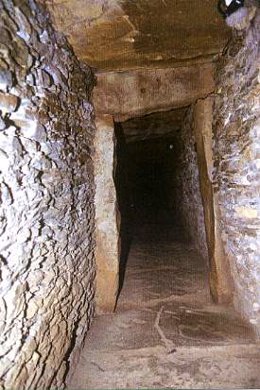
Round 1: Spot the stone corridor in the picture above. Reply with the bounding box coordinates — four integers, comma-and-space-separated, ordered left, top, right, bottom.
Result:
0, 1, 259, 388
69, 223, 260, 389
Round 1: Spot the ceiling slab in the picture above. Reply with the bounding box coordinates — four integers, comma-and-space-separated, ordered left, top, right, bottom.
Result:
47, 0, 231, 71
93, 64, 215, 121
121, 108, 187, 143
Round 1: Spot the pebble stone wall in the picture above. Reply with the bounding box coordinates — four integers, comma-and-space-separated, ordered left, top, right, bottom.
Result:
0, 1, 96, 388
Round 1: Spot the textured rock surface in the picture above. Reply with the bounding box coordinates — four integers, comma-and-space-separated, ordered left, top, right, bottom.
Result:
193, 98, 233, 303
94, 64, 215, 121
121, 108, 186, 143
46, 0, 230, 71
213, 11, 260, 333
173, 108, 209, 261
94, 115, 120, 313
0, 1, 96, 388
69, 224, 259, 390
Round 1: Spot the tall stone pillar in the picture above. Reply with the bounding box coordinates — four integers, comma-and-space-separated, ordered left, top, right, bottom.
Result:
193, 98, 233, 303
94, 114, 120, 313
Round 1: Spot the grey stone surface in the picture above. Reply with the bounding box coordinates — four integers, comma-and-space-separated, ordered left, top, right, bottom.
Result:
213, 10, 260, 334
0, 1, 96, 389
94, 115, 120, 313
69, 223, 259, 389
173, 107, 209, 262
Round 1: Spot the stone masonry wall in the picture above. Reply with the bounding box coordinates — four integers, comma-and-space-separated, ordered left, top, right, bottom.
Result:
174, 108, 209, 261
213, 10, 260, 333
0, 1, 96, 388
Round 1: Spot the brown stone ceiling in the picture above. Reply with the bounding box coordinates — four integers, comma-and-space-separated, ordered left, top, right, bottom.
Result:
47, 0, 231, 71
121, 108, 187, 143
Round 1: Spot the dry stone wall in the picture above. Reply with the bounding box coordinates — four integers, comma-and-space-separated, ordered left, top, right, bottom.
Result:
213, 10, 260, 333
0, 1, 96, 388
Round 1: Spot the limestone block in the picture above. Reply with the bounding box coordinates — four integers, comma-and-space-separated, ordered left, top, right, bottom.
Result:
94, 114, 120, 313
193, 98, 233, 304
47, 0, 230, 71
94, 64, 215, 121
172, 107, 209, 263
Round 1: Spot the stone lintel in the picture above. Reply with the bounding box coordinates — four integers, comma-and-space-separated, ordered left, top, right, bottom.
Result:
93, 64, 215, 121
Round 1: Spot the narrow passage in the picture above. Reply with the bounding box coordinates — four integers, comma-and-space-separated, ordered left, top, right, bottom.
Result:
69, 222, 259, 389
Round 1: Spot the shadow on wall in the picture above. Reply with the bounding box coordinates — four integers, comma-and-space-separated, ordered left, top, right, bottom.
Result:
114, 124, 133, 296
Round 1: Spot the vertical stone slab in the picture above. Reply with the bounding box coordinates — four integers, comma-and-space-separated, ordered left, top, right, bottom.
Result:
193, 98, 233, 303
94, 115, 120, 313
173, 107, 209, 260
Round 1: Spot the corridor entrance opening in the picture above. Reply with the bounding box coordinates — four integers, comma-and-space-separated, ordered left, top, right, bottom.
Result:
115, 109, 209, 303
94, 106, 234, 313
72, 108, 257, 389
116, 136, 177, 225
